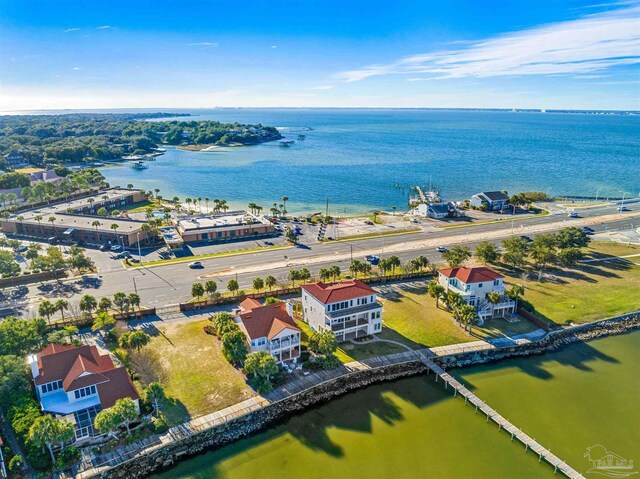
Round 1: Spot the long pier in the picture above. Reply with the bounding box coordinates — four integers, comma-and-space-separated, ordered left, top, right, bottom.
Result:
414, 185, 427, 203
417, 352, 585, 479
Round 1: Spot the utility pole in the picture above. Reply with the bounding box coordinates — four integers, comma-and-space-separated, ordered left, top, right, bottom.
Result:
595, 188, 601, 202
350, 243, 353, 262
137, 232, 142, 264
133, 276, 138, 295
325, 197, 329, 221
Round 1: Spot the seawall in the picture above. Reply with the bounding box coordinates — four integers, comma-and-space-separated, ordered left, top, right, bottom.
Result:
86, 312, 639, 479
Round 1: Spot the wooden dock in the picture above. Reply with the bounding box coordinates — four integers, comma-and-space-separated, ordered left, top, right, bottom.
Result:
414, 185, 427, 203
417, 352, 585, 479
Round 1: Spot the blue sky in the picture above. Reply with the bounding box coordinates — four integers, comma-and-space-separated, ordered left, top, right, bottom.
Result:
0, 0, 638, 110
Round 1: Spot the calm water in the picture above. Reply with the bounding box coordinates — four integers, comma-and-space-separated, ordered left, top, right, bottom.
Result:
154, 331, 640, 479
100, 109, 639, 214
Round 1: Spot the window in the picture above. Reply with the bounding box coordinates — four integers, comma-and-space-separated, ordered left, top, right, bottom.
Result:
41, 380, 63, 394
73, 385, 97, 399
374, 323, 381, 331
494, 279, 500, 286
478, 283, 483, 288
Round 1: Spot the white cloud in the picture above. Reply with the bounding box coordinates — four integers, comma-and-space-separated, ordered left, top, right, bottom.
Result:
271, 45, 277, 49
72, 67, 82, 71
187, 42, 219, 48
309, 85, 335, 90
335, 4, 640, 82
96, 25, 112, 30
63, 28, 80, 32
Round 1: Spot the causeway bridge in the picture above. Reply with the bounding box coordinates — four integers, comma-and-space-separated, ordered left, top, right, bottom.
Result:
417, 351, 586, 479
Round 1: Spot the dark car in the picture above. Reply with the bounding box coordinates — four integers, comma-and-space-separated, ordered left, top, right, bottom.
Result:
436, 246, 448, 253
72, 240, 85, 247
16, 245, 28, 253
47, 236, 60, 245
520, 235, 533, 242
99, 244, 110, 252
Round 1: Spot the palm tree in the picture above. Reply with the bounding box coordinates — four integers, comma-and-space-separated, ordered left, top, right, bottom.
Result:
507, 284, 525, 311
459, 304, 478, 332
265, 275, 277, 292
127, 183, 134, 189
349, 260, 363, 279
388, 256, 401, 275
255, 205, 263, 216
55, 300, 69, 321
428, 281, 445, 308
319, 268, 331, 282
487, 291, 501, 318
110, 224, 120, 246
92, 220, 102, 242
34, 215, 44, 234
79, 294, 98, 318
48, 216, 57, 236
252, 277, 264, 292
39, 300, 57, 324
205, 197, 210, 213
154, 188, 160, 198
329, 265, 341, 281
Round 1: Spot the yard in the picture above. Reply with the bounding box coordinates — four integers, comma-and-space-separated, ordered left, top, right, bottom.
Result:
142, 319, 255, 424
471, 316, 540, 341
497, 241, 640, 326
376, 282, 476, 349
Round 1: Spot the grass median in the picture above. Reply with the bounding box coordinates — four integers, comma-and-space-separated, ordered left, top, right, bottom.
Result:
123, 244, 292, 268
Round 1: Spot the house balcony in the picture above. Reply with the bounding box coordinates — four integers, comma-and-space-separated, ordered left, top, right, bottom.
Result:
326, 302, 382, 319
269, 337, 300, 351
331, 317, 370, 332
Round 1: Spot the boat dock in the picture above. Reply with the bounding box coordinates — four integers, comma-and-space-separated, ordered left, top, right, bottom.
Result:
415, 185, 428, 203
417, 351, 585, 479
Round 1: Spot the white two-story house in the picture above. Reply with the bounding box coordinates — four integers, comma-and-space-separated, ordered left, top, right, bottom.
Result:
438, 267, 515, 322
235, 298, 301, 363
29, 344, 140, 442
301, 280, 383, 342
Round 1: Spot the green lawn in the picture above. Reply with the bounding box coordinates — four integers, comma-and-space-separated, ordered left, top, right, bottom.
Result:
497, 241, 640, 326
120, 199, 163, 213
146, 319, 255, 424
378, 284, 476, 349
472, 316, 540, 341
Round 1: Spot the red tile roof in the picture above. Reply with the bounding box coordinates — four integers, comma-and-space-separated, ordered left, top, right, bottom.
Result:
438, 267, 504, 284
301, 280, 376, 304
34, 344, 139, 406
238, 301, 300, 340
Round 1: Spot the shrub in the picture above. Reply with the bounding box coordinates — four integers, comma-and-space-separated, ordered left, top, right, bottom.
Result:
56, 446, 80, 470
203, 324, 216, 335
8, 455, 23, 472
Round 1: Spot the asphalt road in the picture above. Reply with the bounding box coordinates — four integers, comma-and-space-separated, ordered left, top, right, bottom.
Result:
9, 203, 639, 317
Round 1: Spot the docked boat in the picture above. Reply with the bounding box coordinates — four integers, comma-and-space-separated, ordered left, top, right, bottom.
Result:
279, 140, 295, 147
130, 161, 149, 170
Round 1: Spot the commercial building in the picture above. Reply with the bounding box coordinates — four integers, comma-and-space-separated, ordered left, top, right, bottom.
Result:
235, 298, 301, 363
28, 344, 140, 443
175, 210, 275, 243
0, 188, 153, 246
437, 266, 516, 322
301, 280, 383, 342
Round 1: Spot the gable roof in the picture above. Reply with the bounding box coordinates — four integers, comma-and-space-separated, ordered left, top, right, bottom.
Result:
238, 302, 300, 340
428, 203, 450, 214
301, 280, 376, 304
33, 344, 139, 405
438, 267, 504, 284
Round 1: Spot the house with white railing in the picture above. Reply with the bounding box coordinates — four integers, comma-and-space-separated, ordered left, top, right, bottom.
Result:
437, 266, 515, 322
301, 280, 383, 342
28, 344, 140, 443
235, 298, 301, 363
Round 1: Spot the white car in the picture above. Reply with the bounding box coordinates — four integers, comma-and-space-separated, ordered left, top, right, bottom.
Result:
188, 261, 203, 269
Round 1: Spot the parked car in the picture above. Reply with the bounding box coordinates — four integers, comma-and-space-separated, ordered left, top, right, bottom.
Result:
437, 246, 448, 253
114, 251, 131, 260
617, 206, 629, 212
16, 245, 28, 253
188, 261, 203, 269
99, 244, 110, 252
568, 212, 579, 218
110, 245, 123, 252
47, 236, 60, 245
72, 240, 85, 247
520, 235, 533, 242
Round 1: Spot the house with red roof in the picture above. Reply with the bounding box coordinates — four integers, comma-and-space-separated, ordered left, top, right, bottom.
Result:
28, 344, 140, 442
437, 266, 515, 321
235, 298, 301, 363
301, 280, 383, 342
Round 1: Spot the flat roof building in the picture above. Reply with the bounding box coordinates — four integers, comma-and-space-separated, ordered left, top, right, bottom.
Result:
175, 210, 275, 243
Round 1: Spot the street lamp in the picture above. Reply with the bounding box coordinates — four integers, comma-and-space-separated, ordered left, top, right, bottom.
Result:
595, 188, 602, 202
137, 232, 142, 263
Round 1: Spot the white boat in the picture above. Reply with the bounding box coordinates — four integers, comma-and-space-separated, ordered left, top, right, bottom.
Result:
130, 161, 149, 170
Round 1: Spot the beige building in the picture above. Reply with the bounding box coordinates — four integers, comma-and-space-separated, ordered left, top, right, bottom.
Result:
175, 210, 275, 243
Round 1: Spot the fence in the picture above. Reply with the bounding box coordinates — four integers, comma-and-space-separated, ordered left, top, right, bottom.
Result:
517, 308, 553, 331
49, 307, 157, 330
0, 269, 67, 288
179, 272, 432, 312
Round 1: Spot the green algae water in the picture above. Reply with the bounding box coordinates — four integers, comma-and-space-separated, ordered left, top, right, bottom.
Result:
154, 331, 640, 479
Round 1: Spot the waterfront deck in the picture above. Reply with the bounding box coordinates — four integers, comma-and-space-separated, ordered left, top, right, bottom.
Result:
416, 351, 585, 479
